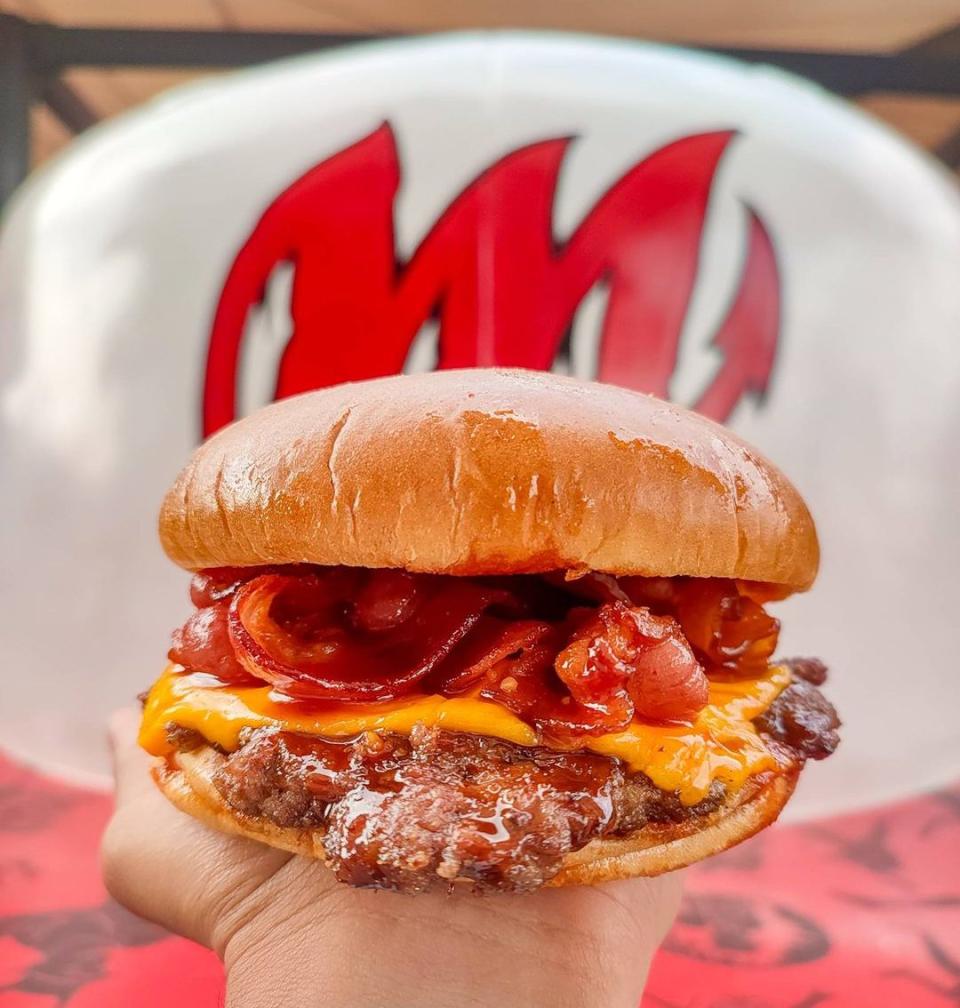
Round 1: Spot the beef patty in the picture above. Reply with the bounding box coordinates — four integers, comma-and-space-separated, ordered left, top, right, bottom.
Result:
168, 660, 839, 893
755, 658, 841, 760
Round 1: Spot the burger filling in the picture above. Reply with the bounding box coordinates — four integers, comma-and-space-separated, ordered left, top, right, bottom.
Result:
141, 567, 839, 891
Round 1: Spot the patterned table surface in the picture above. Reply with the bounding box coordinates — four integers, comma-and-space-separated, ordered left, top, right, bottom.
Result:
1, 752, 958, 1007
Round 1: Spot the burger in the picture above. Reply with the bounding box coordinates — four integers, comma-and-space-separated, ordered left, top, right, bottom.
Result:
139, 369, 839, 893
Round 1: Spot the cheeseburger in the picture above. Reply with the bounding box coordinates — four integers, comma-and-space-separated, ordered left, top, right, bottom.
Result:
140, 369, 839, 893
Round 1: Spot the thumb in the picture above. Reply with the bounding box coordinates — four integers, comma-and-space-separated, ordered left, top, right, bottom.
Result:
108, 706, 156, 806
101, 704, 296, 952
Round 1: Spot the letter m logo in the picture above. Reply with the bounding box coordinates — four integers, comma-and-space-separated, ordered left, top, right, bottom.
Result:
203, 123, 779, 436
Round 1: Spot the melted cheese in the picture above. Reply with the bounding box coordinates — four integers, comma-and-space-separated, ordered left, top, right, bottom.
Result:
140, 663, 790, 805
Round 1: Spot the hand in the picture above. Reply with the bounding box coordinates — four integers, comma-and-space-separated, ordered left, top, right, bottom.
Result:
102, 708, 682, 1008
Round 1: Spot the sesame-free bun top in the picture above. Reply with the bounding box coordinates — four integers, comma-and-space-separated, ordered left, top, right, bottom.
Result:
160, 369, 818, 589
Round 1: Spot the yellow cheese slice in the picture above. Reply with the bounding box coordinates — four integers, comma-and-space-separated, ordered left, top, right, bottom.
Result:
140, 663, 790, 805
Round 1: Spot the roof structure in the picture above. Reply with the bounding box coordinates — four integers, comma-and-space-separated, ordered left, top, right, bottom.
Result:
1, 0, 958, 198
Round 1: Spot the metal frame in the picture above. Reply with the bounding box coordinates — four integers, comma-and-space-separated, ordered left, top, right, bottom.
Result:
0, 16, 30, 208
2, 12, 960, 208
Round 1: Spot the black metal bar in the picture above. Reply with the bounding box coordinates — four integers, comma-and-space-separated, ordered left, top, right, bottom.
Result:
29, 22, 380, 72
701, 48, 960, 97
22, 21, 960, 96
898, 20, 960, 173
40, 77, 99, 133
901, 21, 960, 57
0, 14, 32, 209
3, 11, 959, 209
935, 126, 960, 169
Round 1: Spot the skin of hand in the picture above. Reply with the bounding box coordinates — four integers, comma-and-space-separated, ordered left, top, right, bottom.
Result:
102, 708, 683, 1008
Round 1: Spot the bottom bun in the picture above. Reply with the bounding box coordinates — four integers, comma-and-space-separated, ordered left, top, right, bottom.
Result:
153, 745, 798, 887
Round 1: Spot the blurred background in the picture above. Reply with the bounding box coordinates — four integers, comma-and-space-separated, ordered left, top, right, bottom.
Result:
2, 7, 960, 1007
2, 1, 960, 202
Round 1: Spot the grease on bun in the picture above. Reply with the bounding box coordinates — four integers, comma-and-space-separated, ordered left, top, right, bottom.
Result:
160, 369, 818, 588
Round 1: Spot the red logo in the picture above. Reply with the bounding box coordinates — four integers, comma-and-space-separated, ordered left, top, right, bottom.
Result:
203, 123, 779, 436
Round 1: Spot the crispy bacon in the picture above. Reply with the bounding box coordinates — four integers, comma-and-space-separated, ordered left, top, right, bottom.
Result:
430, 617, 555, 694
169, 566, 785, 737
541, 570, 631, 604
430, 603, 707, 737
620, 576, 780, 676
189, 567, 262, 608
228, 572, 495, 702
673, 578, 780, 675
351, 570, 421, 632
169, 600, 258, 685
555, 603, 708, 724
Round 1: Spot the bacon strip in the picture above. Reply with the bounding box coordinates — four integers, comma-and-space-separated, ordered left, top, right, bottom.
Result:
555, 603, 708, 724
169, 566, 784, 735
228, 573, 496, 701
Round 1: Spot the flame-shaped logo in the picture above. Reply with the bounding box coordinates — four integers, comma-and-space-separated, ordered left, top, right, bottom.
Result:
203, 123, 780, 436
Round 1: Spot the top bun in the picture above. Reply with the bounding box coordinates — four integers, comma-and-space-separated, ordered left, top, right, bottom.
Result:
160, 369, 818, 589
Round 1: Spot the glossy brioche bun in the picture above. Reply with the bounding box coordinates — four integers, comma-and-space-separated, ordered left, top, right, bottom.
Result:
154, 746, 797, 886
161, 369, 818, 589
